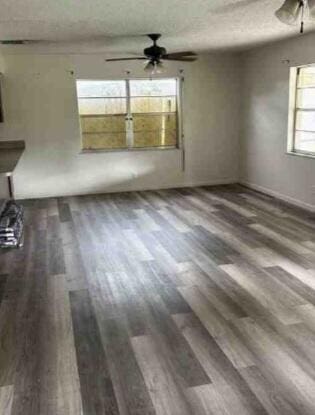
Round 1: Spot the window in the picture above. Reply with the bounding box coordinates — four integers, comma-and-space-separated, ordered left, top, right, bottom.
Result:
76, 78, 179, 151
288, 65, 315, 156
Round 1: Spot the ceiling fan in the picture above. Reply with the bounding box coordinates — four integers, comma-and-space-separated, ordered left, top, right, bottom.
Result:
105, 34, 198, 74
275, 0, 315, 33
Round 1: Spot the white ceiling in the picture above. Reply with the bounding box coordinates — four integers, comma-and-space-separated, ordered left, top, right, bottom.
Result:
0, 0, 314, 54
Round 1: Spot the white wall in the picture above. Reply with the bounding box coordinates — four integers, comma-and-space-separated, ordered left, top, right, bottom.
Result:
240, 32, 315, 211
0, 53, 241, 199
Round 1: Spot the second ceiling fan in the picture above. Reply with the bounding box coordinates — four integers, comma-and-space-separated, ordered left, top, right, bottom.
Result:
275, 0, 315, 33
106, 33, 198, 74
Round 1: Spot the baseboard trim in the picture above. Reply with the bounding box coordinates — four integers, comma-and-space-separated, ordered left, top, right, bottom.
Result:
106, 177, 238, 195
240, 180, 315, 213
16, 178, 238, 200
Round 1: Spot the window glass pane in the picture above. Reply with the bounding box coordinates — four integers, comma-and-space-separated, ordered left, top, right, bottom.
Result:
129, 79, 178, 148
78, 98, 105, 115
131, 97, 176, 113
133, 114, 177, 131
77, 80, 126, 97
82, 132, 127, 150
296, 88, 315, 109
80, 115, 126, 133
77, 80, 128, 150
296, 110, 315, 131
298, 67, 315, 88
78, 98, 126, 115
130, 79, 177, 96
80, 115, 126, 150
133, 114, 177, 148
133, 130, 177, 148
294, 131, 315, 153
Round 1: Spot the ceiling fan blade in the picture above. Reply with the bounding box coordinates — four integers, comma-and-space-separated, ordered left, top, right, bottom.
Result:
163, 56, 198, 62
106, 57, 146, 62
163, 51, 197, 58
213, 0, 261, 15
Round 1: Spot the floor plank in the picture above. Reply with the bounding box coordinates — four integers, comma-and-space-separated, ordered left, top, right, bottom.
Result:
0, 385, 14, 415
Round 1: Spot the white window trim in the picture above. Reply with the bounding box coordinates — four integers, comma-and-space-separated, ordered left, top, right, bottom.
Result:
76, 77, 183, 153
287, 64, 315, 159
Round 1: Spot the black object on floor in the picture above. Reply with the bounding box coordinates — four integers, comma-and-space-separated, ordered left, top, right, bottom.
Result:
0, 199, 24, 248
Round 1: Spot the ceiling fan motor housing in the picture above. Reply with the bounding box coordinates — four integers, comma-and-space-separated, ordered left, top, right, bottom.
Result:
144, 45, 166, 61
144, 34, 166, 62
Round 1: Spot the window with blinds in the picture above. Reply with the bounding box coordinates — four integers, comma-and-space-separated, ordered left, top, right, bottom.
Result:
290, 66, 315, 156
76, 78, 179, 151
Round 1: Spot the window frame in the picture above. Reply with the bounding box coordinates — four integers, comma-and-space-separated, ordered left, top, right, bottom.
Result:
287, 64, 315, 158
76, 77, 183, 153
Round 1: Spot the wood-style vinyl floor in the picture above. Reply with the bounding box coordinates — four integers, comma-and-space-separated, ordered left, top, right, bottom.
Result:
1, 184, 315, 415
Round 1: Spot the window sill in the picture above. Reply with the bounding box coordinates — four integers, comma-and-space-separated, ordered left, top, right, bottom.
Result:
80, 146, 180, 154
286, 151, 315, 160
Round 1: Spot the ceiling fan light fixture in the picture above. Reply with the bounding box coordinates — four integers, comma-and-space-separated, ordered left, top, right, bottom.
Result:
275, 0, 303, 25
144, 60, 155, 73
154, 61, 165, 74
143, 60, 165, 75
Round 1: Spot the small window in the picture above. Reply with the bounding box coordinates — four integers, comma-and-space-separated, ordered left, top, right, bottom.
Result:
76, 78, 180, 151
288, 66, 315, 156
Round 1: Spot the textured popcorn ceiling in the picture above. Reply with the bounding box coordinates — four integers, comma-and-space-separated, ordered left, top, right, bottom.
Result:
0, 0, 314, 54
